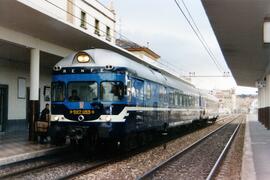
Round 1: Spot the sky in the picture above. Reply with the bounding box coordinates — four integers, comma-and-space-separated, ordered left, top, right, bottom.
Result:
100, 0, 257, 95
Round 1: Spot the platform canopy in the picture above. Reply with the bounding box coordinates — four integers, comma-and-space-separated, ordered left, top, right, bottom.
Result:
202, 0, 270, 87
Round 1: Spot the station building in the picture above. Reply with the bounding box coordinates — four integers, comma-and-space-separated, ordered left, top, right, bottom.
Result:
0, 0, 117, 132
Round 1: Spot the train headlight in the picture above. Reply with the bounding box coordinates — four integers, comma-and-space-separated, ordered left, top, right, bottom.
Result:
100, 115, 111, 122
105, 115, 111, 122
76, 52, 92, 63
54, 116, 59, 121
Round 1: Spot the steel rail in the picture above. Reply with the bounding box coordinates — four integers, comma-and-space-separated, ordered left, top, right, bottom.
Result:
206, 116, 243, 180
59, 115, 235, 180
2, 115, 235, 180
0, 153, 79, 180
59, 159, 113, 180
138, 115, 241, 180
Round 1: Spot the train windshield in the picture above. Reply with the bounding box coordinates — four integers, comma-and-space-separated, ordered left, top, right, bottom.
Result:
100, 81, 124, 101
51, 82, 65, 102
68, 82, 98, 102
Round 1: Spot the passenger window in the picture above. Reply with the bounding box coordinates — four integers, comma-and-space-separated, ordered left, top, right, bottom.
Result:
133, 79, 144, 102
169, 91, 174, 106
179, 95, 183, 106
146, 83, 151, 99
174, 92, 178, 106
159, 86, 166, 105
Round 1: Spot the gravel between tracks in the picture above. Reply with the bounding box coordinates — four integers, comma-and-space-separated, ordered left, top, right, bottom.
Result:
215, 117, 246, 180
0, 154, 67, 179
146, 117, 242, 180
76, 115, 238, 180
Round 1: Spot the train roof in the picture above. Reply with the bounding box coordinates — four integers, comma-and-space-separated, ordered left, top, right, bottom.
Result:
54, 49, 212, 97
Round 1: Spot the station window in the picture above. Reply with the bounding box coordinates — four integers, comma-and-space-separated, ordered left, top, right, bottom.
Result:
106, 26, 111, 41
95, 19, 100, 36
80, 11, 87, 29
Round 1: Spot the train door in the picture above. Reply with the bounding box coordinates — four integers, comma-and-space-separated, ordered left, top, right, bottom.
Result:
0, 85, 8, 132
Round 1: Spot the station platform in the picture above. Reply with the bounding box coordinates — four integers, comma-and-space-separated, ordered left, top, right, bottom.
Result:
0, 131, 66, 166
242, 114, 270, 180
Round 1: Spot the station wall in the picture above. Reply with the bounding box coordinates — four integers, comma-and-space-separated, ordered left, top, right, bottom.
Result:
0, 58, 52, 131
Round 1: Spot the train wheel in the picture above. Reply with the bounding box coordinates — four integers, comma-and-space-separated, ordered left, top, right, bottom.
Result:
137, 132, 147, 146
50, 134, 66, 146
83, 129, 99, 153
121, 133, 137, 152
70, 138, 77, 146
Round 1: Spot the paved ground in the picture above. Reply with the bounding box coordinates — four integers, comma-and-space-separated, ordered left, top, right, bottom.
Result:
0, 131, 65, 166
242, 114, 270, 180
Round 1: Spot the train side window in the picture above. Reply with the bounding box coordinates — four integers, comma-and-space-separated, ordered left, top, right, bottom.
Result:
159, 86, 166, 106
183, 95, 186, 107
146, 83, 151, 99
169, 89, 174, 106
174, 92, 178, 106
179, 94, 183, 107
164, 87, 168, 105
127, 80, 132, 102
133, 79, 144, 102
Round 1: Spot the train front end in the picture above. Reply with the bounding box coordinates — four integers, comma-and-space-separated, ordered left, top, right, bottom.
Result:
50, 51, 128, 145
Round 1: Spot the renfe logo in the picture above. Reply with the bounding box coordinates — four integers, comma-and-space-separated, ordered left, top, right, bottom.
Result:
79, 102, 84, 109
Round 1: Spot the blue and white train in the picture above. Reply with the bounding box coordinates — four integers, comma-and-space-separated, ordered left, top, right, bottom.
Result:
49, 49, 219, 147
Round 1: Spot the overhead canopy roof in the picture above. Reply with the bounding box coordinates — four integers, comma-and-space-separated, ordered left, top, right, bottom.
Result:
0, 0, 116, 52
202, 0, 270, 87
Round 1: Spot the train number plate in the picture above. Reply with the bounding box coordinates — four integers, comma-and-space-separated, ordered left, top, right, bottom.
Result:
69, 110, 94, 115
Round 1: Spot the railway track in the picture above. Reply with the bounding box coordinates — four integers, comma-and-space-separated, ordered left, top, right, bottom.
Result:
139, 115, 243, 180
0, 146, 119, 180
0, 152, 79, 180
0, 115, 234, 180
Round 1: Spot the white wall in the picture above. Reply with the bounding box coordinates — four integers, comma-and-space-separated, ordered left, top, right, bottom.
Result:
0, 59, 28, 120
0, 58, 53, 120
19, 0, 116, 43
74, 0, 116, 42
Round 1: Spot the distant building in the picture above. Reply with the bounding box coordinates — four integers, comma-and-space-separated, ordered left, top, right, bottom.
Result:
211, 89, 236, 114
236, 94, 258, 113
116, 39, 160, 61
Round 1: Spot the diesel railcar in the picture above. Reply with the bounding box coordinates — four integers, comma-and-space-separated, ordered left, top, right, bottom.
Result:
49, 49, 219, 147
